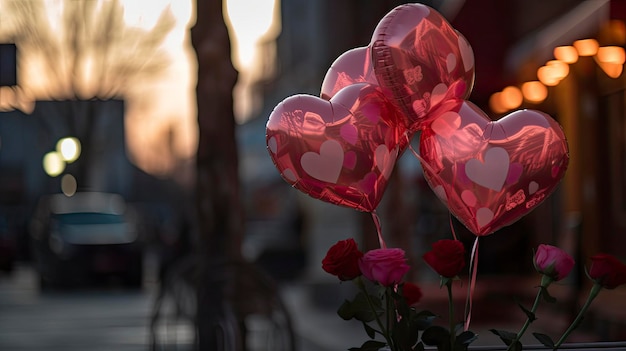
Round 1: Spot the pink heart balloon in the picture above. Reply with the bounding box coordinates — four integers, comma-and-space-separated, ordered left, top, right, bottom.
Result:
266, 83, 407, 212
321, 46, 378, 100
418, 99, 569, 236
371, 3, 475, 131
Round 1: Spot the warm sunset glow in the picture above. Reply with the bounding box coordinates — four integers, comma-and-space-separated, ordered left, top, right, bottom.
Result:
573, 39, 599, 56
224, 0, 281, 122
500, 86, 523, 110
554, 46, 579, 64
521, 81, 547, 103
0, 0, 198, 179
537, 65, 560, 86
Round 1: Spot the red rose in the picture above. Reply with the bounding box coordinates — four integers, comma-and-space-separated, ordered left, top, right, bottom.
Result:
322, 238, 363, 281
588, 253, 626, 289
401, 282, 423, 306
359, 248, 410, 287
423, 239, 466, 278
534, 244, 575, 281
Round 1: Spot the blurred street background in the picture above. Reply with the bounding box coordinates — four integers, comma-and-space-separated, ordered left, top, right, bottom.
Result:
1, 0, 626, 350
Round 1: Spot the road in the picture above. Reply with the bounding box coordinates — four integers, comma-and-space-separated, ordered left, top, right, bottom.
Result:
0, 262, 359, 351
0, 263, 154, 351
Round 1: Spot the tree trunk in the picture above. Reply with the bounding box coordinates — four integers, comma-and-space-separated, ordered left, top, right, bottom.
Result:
191, 0, 242, 349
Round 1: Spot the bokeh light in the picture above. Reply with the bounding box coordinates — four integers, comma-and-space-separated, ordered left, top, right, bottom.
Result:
554, 46, 579, 64
61, 174, 77, 196
56, 137, 81, 163
521, 81, 548, 103
500, 86, 523, 110
43, 151, 65, 177
573, 39, 599, 56
537, 65, 560, 86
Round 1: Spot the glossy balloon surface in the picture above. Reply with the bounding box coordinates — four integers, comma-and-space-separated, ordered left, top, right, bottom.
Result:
419, 99, 569, 236
266, 83, 407, 212
371, 3, 475, 131
321, 47, 378, 100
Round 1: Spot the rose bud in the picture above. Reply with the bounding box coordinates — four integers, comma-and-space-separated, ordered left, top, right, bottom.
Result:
534, 244, 575, 281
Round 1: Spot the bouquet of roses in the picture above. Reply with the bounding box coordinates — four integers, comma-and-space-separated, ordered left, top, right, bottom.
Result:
322, 238, 626, 351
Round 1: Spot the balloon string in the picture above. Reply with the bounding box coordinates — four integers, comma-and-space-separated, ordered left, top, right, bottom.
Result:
464, 236, 480, 331
371, 210, 386, 249
449, 213, 458, 241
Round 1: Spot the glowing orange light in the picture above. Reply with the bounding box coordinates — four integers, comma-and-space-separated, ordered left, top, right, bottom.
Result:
500, 86, 523, 110
546, 60, 570, 80
537, 66, 560, 86
596, 46, 625, 64
554, 46, 579, 64
489, 92, 507, 114
521, 81, 547, 103
573, 39, 599, 56
597, 61, 623, 78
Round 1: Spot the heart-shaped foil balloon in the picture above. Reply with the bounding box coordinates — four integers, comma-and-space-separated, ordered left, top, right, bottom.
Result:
371, 3, 475, 132
418, 99, 569, 236
320, 46, 377, 101
266, 83, 407, 212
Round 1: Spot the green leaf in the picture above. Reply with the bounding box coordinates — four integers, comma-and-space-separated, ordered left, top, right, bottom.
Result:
540, 286, 557, 303
517, 302, 536, 322
414, 310, 437, 330
338, 292, 382, 322
337, 300, 355, 320
363, 321, 377, 339
532, 332, 555, 348
455, 330, 478, 347
349, 340, 387, 351
421, 325, 450, 347
489, 329, 517, 346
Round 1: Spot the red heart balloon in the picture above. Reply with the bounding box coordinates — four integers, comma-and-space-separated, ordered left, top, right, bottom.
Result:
321, 46, 378, 101
371, 4, 475, 131
418, 99, 569, 236
266, 83, 407, 212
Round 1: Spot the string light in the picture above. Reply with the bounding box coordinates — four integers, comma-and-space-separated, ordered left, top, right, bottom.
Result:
573, 39, 599, 56
521, 81, 547, 103
537, 65, 560, 86
500, 86, 523, 110
596, 46, 625, 65
554, 46, 579, 64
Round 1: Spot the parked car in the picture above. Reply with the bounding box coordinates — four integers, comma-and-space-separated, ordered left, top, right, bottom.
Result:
29, 192, 143, 289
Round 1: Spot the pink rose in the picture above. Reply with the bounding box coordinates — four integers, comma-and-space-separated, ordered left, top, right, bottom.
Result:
534, 244, 575, 281
322, 238, 364, 281
358, 248, 410, 287
588, 253, 626, 289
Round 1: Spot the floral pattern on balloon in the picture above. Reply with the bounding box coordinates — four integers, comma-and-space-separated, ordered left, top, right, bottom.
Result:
266, 83, 407, 212
418, 99, 569, 236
